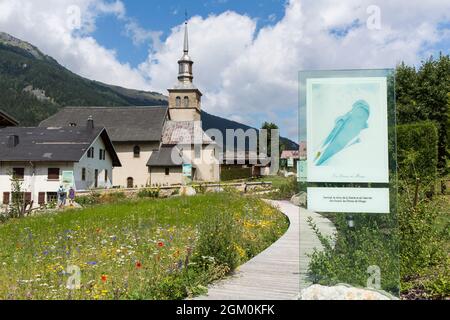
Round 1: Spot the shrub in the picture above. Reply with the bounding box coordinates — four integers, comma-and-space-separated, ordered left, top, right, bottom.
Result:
221, 166, 252, 181
266, 176, 302, 200
397, 121, 439, 181
307, 213, 400, 295
398, 181, 448, 286
137, 188, 159, 198
75, 192, 126, 206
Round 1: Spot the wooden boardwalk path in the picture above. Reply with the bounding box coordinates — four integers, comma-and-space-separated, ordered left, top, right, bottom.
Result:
194, 200, 335, 300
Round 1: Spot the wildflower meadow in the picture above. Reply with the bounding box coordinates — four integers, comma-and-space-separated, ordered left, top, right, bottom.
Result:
0, 193, 288, 300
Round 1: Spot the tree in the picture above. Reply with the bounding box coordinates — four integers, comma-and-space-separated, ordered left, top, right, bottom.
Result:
396, 54, 450, 184
396, 62, 420, 123
261, 122, 279, 157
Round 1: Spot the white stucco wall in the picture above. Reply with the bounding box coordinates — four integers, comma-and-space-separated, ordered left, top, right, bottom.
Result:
0, 161, 74, 208
73, 135, 114, 190
147, 144, 220, 185
0, 134, 115, 208
185, 144, 220, 182
113, 142, 160, 188
149, 167, 183, 186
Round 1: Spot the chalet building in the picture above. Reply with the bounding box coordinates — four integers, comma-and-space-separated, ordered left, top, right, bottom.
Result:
0, 119, 121, 207
0, 109, 19, 127
40, 20, 220, 187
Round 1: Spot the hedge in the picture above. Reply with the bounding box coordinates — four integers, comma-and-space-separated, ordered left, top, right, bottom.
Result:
397, 121, 438, 180
221, 166, 252, 181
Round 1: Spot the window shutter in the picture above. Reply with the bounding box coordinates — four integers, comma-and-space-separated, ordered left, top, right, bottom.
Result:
24, 192, 32, 204
3, 192, 10, 205
38, 192, 45, 205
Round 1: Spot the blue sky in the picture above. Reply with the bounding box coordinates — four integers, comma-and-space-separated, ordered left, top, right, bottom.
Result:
0, 0, 449, 141
93, 0, 286, 68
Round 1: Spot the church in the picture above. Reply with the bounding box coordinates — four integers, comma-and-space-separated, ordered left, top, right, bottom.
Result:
40, 20, 220, 188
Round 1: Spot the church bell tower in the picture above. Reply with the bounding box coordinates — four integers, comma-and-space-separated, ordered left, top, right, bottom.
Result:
168, 19, 202, 122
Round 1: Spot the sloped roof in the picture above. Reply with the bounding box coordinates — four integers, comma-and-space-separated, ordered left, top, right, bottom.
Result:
0, 126, 121, 166
281, 150, 300, 160
39, 107, 167, 142
162, 121, 213, 145
147, 146, 182, 167
0, 109, 19, 127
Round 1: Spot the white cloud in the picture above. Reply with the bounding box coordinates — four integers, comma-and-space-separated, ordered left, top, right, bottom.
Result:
143, 0, 450, 139
1, 0, 449, 140
0, 0, 149, 89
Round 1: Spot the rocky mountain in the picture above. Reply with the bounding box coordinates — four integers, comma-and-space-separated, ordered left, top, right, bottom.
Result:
0, 32, 298, 149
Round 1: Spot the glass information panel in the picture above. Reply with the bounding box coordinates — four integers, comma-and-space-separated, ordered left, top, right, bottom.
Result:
299, 69, 399, 299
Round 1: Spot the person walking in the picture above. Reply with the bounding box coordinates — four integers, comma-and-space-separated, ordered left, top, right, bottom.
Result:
68, 187, 75, 206
57, 185, 66, 209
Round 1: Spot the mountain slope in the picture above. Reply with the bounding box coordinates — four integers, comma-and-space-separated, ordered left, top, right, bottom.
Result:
0, 32, 298, 148
0, 32, 167, 125
202, 111, 299, 150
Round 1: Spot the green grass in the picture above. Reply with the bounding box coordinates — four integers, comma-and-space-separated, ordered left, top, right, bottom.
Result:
251, 175, 293, 189
0, 193, 288, 300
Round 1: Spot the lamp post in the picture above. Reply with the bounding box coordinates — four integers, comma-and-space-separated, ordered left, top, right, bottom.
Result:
346, 215, 355, 228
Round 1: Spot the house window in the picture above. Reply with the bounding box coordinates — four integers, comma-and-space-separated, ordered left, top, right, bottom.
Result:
94, 169, 99, 188
47, 192, 57, 203
87, 147, 94, 158
184, 96, 189, 107
81, 168, 86, 181
165, 168, 170, 176
3, 192, 10, 205
38, 192, 45, 205
133, 146, 141, 158
24, 192, 32, 204
176, 96, 181, 107
98, 149, 106, 160
47, 168, 60, 180
105, 170, 108, 182
12, 168, 24, 180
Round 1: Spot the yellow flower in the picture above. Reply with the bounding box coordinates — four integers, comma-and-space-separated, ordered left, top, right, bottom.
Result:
234, 244, 246, 258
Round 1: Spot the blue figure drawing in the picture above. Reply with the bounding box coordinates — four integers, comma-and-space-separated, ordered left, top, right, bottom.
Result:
314, 99, 370, 166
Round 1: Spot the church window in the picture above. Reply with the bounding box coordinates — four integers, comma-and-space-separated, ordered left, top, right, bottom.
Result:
176, 96, 181, 107
134, 146, 141, 158
184, 96, 189, 107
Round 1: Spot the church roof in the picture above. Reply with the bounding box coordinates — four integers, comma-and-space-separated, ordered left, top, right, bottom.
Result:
162, 120, 213, 145
39, 106, 167, 142
147, 146, 182, 167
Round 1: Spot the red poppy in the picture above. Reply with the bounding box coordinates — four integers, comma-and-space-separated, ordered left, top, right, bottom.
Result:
101, 275, 108, 282
135, 261, 142, 269
157, 242, 164, 248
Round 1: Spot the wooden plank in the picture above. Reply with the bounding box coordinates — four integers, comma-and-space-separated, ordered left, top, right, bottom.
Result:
193, 200, 336, 300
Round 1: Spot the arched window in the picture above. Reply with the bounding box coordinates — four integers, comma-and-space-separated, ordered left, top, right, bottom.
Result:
133, 145, 141, 158
176, 96, 181, 107
127, 177, 134, 189
184, 96, 189, 107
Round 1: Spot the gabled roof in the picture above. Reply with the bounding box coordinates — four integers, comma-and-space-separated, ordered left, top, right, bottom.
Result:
147, 146, 182, 167
0, 109, 19, 127
281, 150, 300, 160
0, 126, 121, 166
39, 107, 168, 142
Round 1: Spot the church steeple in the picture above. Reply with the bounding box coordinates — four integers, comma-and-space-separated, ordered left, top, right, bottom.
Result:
168, 17, 203, 122
177, 19, 194, 84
